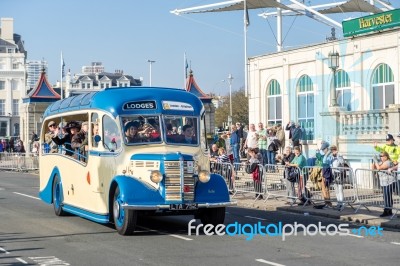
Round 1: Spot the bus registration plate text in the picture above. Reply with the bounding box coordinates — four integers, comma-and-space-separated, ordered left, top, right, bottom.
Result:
169, 203, 198, 210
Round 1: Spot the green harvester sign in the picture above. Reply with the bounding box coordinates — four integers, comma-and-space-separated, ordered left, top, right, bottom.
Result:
342, 9, 400, 37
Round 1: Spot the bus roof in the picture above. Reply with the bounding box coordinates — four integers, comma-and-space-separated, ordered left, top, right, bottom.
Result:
43, 86, 205, 118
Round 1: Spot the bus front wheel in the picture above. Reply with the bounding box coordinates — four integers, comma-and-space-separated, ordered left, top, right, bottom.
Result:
199, 207, 225, 226
113, 187, 137, 235
52, 175, 65, 216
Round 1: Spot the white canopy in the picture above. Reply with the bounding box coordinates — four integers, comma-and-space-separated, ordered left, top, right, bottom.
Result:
319, 0, 383, 14
183, 0, 292, 13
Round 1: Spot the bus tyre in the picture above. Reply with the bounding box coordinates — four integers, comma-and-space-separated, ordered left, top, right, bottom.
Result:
52, 175, 65, 216
199, 207, 225, 226
113, 187, 137, 235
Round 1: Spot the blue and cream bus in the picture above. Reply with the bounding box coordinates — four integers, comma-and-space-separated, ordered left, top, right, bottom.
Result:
39, 86, 234, 235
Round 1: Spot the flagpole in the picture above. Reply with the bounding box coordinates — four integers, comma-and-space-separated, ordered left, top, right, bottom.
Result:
184, 52, 187, 90
244, 0, 248, 97
60, 51, 63, 100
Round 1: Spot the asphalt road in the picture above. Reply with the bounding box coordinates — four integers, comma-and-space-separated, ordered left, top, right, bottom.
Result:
0, 171, 399, 266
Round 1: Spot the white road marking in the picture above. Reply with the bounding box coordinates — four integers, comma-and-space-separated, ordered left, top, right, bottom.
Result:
391, 242, 400, 245
255, 259, 286, 266
245, 215, 267, 221
0, 247, 10, 254
137, 225, 193, 241
15, 258, 28, 264
346, 233, 364, 238
13, 192, 40, 200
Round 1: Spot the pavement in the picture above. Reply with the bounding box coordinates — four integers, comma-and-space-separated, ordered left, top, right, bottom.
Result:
234, 194, 400, 231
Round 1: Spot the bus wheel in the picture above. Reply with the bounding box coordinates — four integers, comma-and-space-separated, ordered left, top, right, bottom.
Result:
113, 187, 137, 235
199, 207, 225, 226
52, 175, 65, 216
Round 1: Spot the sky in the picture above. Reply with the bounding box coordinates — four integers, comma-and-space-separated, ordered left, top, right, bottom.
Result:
1, 0, 399, 96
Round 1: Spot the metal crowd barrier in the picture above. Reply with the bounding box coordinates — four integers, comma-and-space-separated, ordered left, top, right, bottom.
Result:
353, 168, 400, 218
0, 152, 39, 171
262, 164, 300, 205
301, 166, 357, 210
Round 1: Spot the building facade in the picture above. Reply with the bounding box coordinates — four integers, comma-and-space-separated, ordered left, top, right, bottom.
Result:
0, 18, 26, 140
248, 22, 400, 168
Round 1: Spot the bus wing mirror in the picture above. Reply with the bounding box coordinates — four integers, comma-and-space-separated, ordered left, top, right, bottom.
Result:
94, 135, 101, 143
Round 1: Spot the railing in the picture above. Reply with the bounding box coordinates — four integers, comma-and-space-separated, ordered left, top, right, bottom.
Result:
339, 109, 389, 137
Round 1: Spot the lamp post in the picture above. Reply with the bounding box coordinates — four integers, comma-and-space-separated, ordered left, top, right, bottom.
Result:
147, 60, 155, 86
328, 51, 339, 107
227, 73, 233, 126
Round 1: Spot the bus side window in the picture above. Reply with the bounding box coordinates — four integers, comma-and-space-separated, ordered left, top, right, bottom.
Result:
103, 115, 121, 151
91, 113, 100, 148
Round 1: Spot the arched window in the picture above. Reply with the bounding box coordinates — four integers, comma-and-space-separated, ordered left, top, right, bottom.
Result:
335, 70, 351, 111
372, 63, 394, 109
297, 75, 314, 140
267, 79, 282, 126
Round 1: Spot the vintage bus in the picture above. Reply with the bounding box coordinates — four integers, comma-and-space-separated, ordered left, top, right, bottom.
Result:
39, 87, 234, 235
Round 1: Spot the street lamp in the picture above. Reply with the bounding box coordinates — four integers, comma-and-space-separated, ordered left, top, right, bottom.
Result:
227, 73, 233, 126
147, 60, 156, 86
328, 51, 339, 107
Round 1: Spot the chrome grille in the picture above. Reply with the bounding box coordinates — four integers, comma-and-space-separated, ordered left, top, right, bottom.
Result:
164, 161, 195, 202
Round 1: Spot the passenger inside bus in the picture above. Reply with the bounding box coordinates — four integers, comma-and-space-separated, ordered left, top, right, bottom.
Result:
52, 121, 80, 156
124, 121, 145, 143
177, 124, 197, 144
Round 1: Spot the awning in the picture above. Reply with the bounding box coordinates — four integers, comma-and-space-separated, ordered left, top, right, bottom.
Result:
189, 0, 293, 13
319, 0, 383, 14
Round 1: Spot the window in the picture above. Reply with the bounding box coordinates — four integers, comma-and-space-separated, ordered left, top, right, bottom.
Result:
121, 115, 162, 145
12, 63, 18, 69
334, 70, 351, 111
13, 123, 19, 136
0, 122, 7, 136
0, 81, 5, 90
267, 79, 282, 125
103, 115, 122, 151
13, 100, 19, 116
372, 63, 394, 109
297, 75, 314, 140
0, 100, 5, 116
82, 83, 86, 89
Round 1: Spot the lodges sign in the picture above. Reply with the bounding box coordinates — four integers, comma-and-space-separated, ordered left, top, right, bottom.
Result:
342, 9, 400, 37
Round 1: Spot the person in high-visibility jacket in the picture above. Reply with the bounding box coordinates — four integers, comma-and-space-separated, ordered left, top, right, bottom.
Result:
373, 134, 399, 169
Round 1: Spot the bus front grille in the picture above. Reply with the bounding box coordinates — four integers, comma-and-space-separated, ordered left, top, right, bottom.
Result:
164, 161, 195, 202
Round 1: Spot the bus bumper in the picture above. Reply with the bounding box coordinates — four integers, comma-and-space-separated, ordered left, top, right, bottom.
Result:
121, 201, 237, 210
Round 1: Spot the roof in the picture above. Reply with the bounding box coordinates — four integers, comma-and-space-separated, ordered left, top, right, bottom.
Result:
23, 70, 61, 103
43, 86, 204, 118
185, 70, 212, 102
71, 72, 142, 86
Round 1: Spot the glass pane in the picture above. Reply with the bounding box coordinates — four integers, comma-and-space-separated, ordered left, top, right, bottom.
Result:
385, 84, 394, 108
298, 95, 307, 118
343, 89, 352, 111
164, 116, 198, 145
373, 86, 383, 109
337, 90, 343, 106
120, 115, 161, 145
307, 94, 314, 117
103, 115, 122, 150
276, 97, 282, 120
268, 98, 275, 120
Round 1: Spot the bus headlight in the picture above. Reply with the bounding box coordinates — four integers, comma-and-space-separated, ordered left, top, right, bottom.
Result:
150, 170, 163, 183
198, 170, 210, 183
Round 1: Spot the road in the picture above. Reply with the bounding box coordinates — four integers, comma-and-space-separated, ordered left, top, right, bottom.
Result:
0, 171, 399, 266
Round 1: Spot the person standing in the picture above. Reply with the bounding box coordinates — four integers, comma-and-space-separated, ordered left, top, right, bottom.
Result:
373, 151, 395, 217
292, 122, 303, 150
275, 124, 285, 154
257, 123, 268, 165
373, 134, 399, 169
285, 121, 295, 147
315, 141, 333, 208
285, 146, 308, 205
244, 123, 258, 160
282, 146, 296, 203
229, 124, 240, 164
328, 145, 346, 210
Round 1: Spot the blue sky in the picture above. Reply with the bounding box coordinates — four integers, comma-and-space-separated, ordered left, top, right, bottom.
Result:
2, 0, 399, 95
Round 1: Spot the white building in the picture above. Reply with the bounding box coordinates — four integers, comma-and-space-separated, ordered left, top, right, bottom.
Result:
0, 18, 26, 138
26, 60, 48, 89
82, 62, 104, 75
248, 10, 400, 168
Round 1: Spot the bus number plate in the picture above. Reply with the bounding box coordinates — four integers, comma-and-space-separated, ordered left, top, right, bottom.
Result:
169, 203, 198, 210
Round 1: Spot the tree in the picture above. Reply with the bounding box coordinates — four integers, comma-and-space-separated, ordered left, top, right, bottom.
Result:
214, 87, 248, 129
